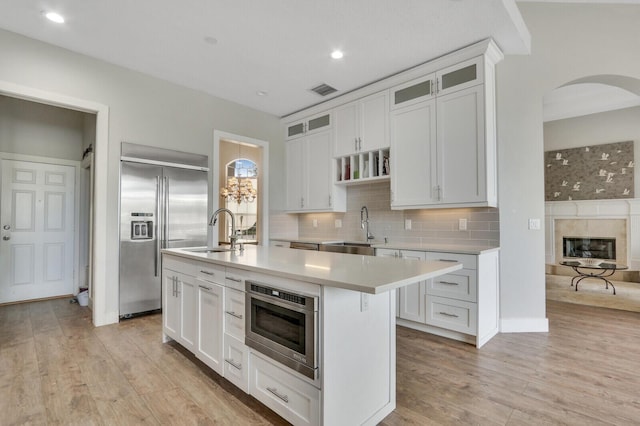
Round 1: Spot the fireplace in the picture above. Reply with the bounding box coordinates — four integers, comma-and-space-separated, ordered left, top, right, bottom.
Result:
563, 237, 616, 260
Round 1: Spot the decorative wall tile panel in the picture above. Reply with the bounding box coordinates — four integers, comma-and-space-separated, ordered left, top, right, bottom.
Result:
545, 141, 634, 201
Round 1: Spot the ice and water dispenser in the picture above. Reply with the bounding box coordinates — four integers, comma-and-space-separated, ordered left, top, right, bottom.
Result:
130, 212, 153, 240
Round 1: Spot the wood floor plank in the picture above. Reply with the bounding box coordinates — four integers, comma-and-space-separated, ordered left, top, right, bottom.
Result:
40, 364, 104, 426
0, 373, 47, 425
94, 324, 177, 395
4, 296, 640, 425
140, 387, 216, 425
0, 338, 39, 379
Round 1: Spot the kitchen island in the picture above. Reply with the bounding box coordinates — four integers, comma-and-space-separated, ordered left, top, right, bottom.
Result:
161, 245, 461, 426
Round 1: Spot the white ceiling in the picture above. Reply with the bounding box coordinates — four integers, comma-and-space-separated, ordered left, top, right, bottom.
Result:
0, 0, 531, 117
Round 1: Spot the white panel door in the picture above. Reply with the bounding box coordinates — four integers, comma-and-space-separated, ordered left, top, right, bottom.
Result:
0, 159, 75, 303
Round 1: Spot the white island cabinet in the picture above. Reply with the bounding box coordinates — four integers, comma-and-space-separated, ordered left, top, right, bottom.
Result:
162, 245, 461, 426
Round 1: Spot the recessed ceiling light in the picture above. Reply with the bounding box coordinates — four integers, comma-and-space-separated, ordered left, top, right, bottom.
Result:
331, 50, 344, 60
256, 91, 268, 97
44, 11, 65, 24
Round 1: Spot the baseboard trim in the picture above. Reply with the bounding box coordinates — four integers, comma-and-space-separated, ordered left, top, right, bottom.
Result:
500, 317, 549, 333
0, 294, 73, 307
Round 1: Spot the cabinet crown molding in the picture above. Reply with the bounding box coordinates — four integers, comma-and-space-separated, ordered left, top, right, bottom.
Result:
282, 38, 503, 123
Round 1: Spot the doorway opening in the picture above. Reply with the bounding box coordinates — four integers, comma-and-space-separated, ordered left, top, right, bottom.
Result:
213, 131, 269, 247
0, 95, 96, 305
543, 74, 640, 311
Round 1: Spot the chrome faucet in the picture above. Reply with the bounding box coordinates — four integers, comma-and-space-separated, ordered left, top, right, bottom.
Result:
209, 208, 239, 250
360, 206, 374, 241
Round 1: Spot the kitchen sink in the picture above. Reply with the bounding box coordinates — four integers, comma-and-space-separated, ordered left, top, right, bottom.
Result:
184, 247, 233, 253
319, 242, 375, 256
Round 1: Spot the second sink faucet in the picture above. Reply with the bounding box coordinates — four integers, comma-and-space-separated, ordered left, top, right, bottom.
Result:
360, 206, 375, 241
209, 208, 240, 251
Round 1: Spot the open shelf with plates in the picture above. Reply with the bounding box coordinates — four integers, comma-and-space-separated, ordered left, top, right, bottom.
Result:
335, 148, 390, 185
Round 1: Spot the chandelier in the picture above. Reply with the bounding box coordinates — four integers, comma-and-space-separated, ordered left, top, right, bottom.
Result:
220, 176, 257, 204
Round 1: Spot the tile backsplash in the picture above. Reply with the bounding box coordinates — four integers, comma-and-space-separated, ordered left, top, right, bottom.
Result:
297, 182, 499, 247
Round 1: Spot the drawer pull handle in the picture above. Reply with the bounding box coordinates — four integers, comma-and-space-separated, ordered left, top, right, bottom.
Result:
438, 311, 459, 318
226, 277, 242, 283
225, 311, 243, 319
200, 270, 215, 276
438, 259, 458, 263
438, 281, 459, 286
267, 387, 289, 403
224, 358, 242, 370
198, 285, 212, 291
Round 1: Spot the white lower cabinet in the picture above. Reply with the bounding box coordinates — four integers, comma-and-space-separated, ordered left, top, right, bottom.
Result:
249, 353, 321, 426
223, 334, 249, 393
162, 271, 181, 342
196, 280, 224, 374
376, 247, 499, 348
376, 248, 427, 322
162, 259, 197, 350
224, 288, 245, 340
425, 296, 477, 335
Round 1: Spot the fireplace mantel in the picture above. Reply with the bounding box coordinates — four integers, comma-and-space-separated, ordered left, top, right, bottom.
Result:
546, 199, 640, 270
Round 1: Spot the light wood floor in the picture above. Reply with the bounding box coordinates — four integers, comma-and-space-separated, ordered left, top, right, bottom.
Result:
3, 298, 640, 425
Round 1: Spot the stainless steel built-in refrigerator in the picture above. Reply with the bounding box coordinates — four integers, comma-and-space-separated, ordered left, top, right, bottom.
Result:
119, 143, 208, 318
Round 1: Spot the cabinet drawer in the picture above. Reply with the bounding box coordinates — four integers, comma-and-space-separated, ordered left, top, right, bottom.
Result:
426, 296, 477, 335
225, 268, 247, 291
163, 256, 196, 276
426, 270, 477, 302
223, 334, 249, 393
196, 263, 225, 284
249, 354, 320, 426
424, 252, 477, 269
224, 288, 245, 339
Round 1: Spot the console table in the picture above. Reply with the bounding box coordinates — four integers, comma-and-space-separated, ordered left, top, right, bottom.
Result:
560, 261, 628, 295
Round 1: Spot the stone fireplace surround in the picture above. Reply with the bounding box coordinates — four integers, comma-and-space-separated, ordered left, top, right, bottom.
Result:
546, 199, 640, 270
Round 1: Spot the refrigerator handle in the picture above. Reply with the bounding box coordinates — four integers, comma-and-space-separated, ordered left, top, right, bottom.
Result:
155, 176, 161, 277
163, 176, 169, 249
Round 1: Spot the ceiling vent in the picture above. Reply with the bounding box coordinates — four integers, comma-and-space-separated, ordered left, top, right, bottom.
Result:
310, 83, 337, 97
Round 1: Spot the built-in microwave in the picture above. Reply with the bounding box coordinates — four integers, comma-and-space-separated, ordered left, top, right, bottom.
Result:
245, 281, 318, 380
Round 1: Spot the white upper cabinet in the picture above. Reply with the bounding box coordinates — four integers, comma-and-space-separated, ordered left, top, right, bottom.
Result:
282, 39, 502, 211
286, 112, 331, 140
436, 85, 486, 205
436, 56, 484, 97
390, 100, 437, 207
285, 129, 346, 212
391, 54, 497, 209
334, 91, 388, 157
390, 74, 436, 110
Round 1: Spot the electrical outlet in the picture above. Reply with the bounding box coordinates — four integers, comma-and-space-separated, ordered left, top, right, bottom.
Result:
312, 219, 318, 228
360, 293, 370, 312
405, 219, 412, 230
459, 218, 467, 231
335, 219, 342, 228
528, 218, 541, 230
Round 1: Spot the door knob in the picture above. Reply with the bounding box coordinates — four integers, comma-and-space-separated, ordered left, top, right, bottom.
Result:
2, 225, 9, 230
2, 236, 9, 241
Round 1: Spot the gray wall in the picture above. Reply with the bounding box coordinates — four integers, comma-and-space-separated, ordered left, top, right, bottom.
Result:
544, 106, 640, 196
497, 2, 640, 330
0, 95, 89, 160
0, 28, 282, 323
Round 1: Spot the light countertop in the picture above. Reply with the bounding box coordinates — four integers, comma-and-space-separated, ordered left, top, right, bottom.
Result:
163, 245, 462, 294
270, 237, 499, 255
